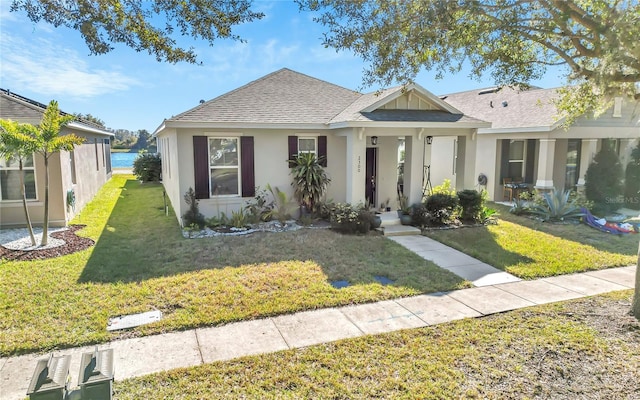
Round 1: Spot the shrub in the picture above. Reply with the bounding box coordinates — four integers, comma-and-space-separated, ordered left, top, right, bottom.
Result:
431, 179, 457, 196
409, 203, 430, 227
133, 152, 162, 182
457, 189, 483, 222
425, 193, 459, 225
624, 142, 640, 210
244, 187, 272, 223
182, 187, 205, 228
330, 203, 371, 234
263, 184, 297, 223
585, 147, 623, 214
229, 209, 248, 228
530, 188, 584, 222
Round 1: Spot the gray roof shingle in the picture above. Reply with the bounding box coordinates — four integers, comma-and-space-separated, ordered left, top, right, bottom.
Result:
441, 86, 560, 129
170, 68, 362, 124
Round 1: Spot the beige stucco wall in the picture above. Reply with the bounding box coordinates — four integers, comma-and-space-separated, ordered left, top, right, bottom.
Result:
0, 129, 112, 228
162, 128, 353, 224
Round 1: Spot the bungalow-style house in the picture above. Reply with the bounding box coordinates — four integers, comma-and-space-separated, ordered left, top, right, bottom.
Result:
0, 89, 114, 228
432, 86, 640, 201
154, 68, 489, 224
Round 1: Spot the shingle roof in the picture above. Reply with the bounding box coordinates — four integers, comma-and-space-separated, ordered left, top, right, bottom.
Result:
170, 68, 362, 124
441, 86, 560, 129
354, 110, 485, 124
0, 88, 112, 135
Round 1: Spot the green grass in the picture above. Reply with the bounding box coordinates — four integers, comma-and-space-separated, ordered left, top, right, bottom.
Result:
424, 203, 637, 278
0, 175, 465, 356
115, 291, 639, 399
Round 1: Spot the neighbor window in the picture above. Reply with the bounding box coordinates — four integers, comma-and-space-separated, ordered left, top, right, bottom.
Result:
298, 137, 316, 154
0, 155, 36, 201
209, 137, 239, 196
508, 140, 525, 178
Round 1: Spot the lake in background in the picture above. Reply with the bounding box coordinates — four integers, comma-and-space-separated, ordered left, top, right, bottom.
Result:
111, 152, 139, 168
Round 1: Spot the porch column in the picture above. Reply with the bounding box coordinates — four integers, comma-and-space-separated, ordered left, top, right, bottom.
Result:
345, 129, 367, 204
535, 139, 556, 189
577, 139, 597, 188
455, 134, 478, 191
404, 135, 425, 205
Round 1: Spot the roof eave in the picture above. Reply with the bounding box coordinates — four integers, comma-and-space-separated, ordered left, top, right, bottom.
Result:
329, 120, 491, 129
67, 121, 114, 137
477, 125, 554, 134
161, 120, 331, 131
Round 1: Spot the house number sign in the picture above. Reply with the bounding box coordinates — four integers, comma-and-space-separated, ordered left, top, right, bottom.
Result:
357, 156, 361, 172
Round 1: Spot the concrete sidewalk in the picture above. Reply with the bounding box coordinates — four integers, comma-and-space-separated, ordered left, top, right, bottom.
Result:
1, 263, 635, 400
389, 235, 522, 286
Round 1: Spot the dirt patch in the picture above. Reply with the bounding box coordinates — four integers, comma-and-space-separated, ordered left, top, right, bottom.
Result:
0, 225, 94, 261
459, 293, 640, 399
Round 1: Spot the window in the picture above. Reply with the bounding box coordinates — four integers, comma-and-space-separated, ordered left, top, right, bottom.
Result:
508, 140, 525, 178
298, 137, 316, 154
70, 151, 77, 184
601, 138, 620, 155
209, 137, 239, 196
565, 139, 581, 189
0, 154, 36, 201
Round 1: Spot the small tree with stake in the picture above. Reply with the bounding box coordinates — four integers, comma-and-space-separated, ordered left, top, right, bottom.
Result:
32, 101, 85, 246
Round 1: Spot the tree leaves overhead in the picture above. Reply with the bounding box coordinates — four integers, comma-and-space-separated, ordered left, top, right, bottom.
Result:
10, 0, 264, 63
300, 0, 640, 123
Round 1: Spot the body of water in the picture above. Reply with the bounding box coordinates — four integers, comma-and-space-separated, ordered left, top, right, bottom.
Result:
111, 152, 139, 168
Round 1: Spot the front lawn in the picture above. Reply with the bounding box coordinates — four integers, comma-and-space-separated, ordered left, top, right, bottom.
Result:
424, 203, 637, 279
115, 291, 640, 399
0, 175, 464, 356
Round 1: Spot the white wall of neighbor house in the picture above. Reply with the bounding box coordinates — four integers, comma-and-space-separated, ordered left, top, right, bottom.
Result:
157, 128, 181, 221
430, 137, 456, 189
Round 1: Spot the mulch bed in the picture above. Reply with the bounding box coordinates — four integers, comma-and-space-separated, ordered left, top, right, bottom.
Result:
0, 225, 95, 262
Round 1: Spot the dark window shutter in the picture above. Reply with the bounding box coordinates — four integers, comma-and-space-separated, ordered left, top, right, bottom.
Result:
318, 135, 327, 167
500, 139, 510, 182
241, 136, 255, 197
193, 136, 209, 199
524, 139, 536, 184
288, 136, 298, 168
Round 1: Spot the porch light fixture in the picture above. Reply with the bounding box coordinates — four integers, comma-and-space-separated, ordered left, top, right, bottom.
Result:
371, 136, 378, 146
426, 136, 433, 145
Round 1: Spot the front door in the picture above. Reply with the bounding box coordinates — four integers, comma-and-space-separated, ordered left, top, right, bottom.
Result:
365, 147, 377, 208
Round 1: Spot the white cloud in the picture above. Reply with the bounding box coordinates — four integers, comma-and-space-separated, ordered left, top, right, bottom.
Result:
0, 33, 140, 98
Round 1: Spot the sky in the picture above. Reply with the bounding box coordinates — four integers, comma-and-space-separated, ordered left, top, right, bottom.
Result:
0, 1, 568, 133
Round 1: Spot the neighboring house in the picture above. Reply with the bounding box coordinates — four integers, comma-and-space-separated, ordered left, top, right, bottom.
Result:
0, 89, 114, 228
154, 68, 489, 224
433, 86, 640, 201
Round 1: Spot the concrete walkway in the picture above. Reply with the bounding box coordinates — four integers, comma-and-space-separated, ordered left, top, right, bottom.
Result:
390, 235, 522, 286
1, 262, 636, 399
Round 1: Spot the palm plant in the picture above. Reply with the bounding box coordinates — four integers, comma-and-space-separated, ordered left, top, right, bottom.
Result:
290, 152, 331, 215
33, 101, 85, 245
264, 184, 297, 223
530, 188, 584, 222
0, 120, 38, 246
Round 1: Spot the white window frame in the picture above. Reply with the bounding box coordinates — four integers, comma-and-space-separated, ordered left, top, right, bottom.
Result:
508, 140, 526, 177
297, 136, 317, 155
0, 154, 37, 202
208, 137, 241, 197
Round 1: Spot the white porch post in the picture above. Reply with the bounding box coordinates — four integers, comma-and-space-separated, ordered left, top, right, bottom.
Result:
345, 128, 367, 204
577, 139, 597, 188
535, 138, 556, 189
404, 135, 425, 205
455, 134, 478, 191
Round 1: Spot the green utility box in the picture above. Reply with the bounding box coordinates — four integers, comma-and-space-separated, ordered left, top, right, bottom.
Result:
27, 354, 71, 400
78, 347, 114, 400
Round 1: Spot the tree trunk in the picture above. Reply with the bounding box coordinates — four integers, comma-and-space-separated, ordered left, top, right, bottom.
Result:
632, 240, 640, 320
41, 154, 49, 246
19, 159, 36, 246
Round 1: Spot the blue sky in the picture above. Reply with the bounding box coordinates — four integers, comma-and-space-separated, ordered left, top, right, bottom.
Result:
0, 1, 567, 133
